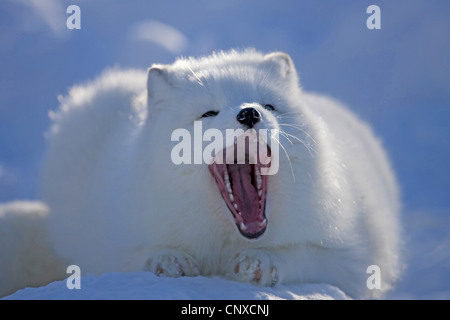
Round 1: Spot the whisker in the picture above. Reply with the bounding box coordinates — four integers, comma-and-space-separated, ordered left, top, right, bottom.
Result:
186, 63, 204, 87
258, 62, 277, 89
277, 123, 305, 131
276, 111, 303, 117
278, 131, 294, 145
278, 124, 317, 145
271, 133, 296, 183
279, 130, 315, 158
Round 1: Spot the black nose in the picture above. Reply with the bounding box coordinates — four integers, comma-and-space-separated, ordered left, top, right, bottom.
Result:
236, 107, 261, 128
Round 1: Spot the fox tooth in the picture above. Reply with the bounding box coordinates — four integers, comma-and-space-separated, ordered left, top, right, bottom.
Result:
255, 167, 262, 190
240, 222, 247, 231
234, 203, 238, 210
224, 173, 232, 193
259, 219, 267, 227
229, 193, 234, 202
258, 190, 262, 197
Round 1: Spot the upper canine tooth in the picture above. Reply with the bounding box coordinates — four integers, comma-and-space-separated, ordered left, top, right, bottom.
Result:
255, 167, 262, 190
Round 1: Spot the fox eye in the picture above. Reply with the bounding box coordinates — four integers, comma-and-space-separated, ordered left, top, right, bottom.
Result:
263, 104, 275, 111
201, 110, 219, 118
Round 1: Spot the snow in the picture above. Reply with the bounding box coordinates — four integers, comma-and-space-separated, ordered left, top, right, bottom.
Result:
3, 273, 348, 300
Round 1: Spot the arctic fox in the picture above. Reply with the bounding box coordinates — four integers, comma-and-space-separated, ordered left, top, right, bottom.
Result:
3, 50, 402, 298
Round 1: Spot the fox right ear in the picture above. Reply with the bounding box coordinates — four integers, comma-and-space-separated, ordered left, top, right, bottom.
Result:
147, 65, 173, 101
263, 52, 295, 78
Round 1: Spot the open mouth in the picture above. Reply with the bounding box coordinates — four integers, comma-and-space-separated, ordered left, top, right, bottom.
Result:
209, 134, 270, 239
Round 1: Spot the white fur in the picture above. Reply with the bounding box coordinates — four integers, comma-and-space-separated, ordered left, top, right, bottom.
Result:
0, 201, 66, 297
9, 50, 402, 298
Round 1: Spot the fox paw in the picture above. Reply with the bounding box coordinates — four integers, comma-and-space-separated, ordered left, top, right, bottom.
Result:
143, 249, 200, 277
231, 251, 279, 286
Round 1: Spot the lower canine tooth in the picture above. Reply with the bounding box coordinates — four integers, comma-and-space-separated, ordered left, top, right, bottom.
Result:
240, 222, 247, 231
259, 219, 267, 227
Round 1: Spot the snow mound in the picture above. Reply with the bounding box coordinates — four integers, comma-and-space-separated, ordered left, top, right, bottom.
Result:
3, 272, 349, 300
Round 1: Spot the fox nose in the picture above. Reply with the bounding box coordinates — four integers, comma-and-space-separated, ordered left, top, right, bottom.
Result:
236, 107, 261, 129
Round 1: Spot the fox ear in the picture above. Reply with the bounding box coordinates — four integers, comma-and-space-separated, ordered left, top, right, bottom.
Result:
147, 64, 173, 101
263, 52, 295, 78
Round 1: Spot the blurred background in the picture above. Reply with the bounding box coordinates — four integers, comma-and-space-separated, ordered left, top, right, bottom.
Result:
0, 0, 449, 298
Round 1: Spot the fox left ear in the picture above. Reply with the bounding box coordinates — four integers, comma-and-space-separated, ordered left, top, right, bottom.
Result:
146, 64, 173, 102
263, 52, 295, 78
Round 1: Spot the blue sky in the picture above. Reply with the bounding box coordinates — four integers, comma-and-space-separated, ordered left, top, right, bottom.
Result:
0, 0, 449, 298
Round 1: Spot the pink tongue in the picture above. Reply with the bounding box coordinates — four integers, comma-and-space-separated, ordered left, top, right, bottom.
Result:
227, 163, 259, 221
